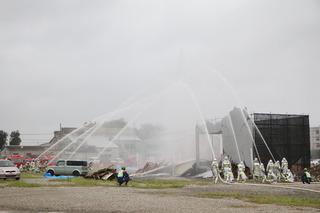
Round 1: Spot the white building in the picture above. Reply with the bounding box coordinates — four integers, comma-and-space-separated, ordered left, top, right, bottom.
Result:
310, 126, 320, 159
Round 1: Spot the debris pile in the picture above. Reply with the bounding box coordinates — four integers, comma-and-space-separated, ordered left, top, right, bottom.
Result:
86, 165, 116, 180
310, 164, 320, 182
135, 162, 161, 174
134, 160, 210, 178
180, 160, 210, 177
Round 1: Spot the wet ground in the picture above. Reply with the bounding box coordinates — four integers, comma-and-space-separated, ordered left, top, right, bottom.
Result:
0, 181, 319, 212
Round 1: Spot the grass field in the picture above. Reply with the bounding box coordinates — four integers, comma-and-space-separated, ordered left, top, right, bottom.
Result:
4, 174, 204, 189
48, 177, 204, 188
199, 192, 320, 209
0, 180, 42, 187
21, 172, 43, 179
2, 173, 320, 210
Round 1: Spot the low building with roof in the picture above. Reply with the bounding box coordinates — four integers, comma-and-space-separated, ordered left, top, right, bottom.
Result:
2, 127, 76, 159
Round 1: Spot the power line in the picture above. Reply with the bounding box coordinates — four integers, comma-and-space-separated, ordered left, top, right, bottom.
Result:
20, 133, 52, 135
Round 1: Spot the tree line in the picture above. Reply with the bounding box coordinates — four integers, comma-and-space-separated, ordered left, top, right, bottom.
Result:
0, 130, 22, 151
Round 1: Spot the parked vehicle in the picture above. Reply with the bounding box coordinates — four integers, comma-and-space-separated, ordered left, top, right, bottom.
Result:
0, 160, 21, 180
7, 154, 24, 168
46, 160, 88, 176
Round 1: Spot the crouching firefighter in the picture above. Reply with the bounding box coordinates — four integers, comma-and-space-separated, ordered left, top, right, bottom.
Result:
302, 168, 311, 184
117, 167, 130, 186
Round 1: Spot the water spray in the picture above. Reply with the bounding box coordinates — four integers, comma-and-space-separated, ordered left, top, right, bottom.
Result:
95, 82, 181, 160
180, 82, 216, 160
243, 108, 276, 162
48, 124, 97, 163
227, 114, 242, 162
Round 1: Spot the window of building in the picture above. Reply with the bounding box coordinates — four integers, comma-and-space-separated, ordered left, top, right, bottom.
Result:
316, 130, 320, 134
316, 143, 320, 148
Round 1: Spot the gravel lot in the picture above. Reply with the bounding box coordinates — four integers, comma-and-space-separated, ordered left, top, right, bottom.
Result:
0, 183, 320, 213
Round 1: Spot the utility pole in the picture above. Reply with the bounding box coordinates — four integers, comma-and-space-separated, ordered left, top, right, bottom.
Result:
195, 125, 200, 172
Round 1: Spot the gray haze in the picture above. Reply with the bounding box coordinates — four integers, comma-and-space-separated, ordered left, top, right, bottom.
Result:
1, 0, 320, 143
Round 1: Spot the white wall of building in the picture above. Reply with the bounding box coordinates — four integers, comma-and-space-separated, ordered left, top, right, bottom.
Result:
310, 126, 320, 159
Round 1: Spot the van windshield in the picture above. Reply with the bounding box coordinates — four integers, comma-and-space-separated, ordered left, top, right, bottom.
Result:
56, 161, 65, 166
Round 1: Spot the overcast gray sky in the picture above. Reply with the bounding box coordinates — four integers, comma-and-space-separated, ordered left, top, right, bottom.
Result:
1, 0, 319, 140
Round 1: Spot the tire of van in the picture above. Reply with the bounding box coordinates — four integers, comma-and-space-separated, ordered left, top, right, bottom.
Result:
16, 177, 20, 180
73, 170, 80, 176
47, 170, 55, 176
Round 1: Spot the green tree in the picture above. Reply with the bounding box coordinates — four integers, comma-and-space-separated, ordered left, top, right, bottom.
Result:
0, 130, 8, 150
102, 119, 127, 128
136, 123, 164, 140
9, 130, 21, 146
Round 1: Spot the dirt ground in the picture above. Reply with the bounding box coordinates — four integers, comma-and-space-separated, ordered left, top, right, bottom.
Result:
0, 182, 320, 212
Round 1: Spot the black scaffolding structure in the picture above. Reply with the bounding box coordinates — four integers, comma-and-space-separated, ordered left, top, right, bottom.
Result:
253, 113, 310, 173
